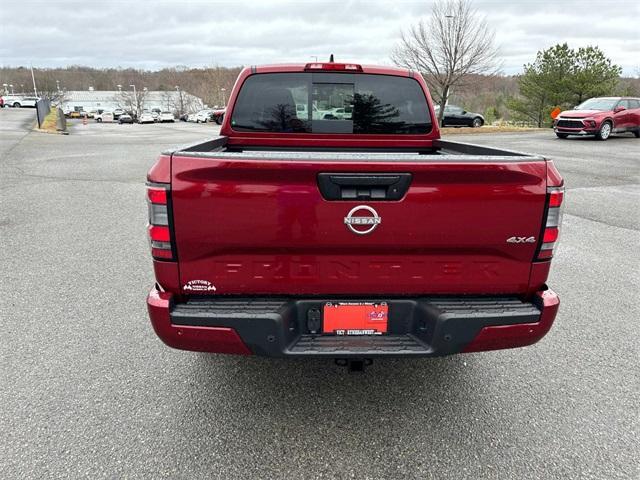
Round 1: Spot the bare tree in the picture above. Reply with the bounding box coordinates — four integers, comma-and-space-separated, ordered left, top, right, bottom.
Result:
115, 88, 148, 114
391, 0, 499, 126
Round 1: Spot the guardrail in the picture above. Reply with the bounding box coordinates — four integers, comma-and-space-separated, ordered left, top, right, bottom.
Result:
35, 99, 51, 128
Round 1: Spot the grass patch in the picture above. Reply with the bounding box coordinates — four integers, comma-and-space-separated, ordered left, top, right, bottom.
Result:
440, 125, 546, 135
38, 108, 60, 133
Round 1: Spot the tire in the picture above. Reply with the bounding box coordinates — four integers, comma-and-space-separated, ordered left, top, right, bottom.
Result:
555, 132, 569, 139
595, 121, 612, 141
215, 114, 224, 125
13, 102, 21, 108
633, 130, 640, 138
96, 118, 102, 123
471, 117, 483, 128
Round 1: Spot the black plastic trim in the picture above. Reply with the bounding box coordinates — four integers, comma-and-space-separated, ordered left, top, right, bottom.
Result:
170, 296, 542, 358
317, 173, 412, 201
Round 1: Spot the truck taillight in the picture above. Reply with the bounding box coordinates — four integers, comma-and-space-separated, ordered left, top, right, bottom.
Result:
537, 186, 565, 260
147, 183, 175, 261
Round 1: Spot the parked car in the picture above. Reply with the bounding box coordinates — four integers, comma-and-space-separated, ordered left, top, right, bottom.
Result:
138, 112, 155, 124
145, 61, 563, 368
113, 108, 125, 120
118, 113, 135, 124
159, 111, 175, 123
553, 96, 640, 140
329, 106, 352, 119
7, 96, 39, 108
435, 105, 484, 127
195, 109, 213, 123
94, 110, 113, 122
149, 108, 161, 122
0, 97, 4, 108
2, 95, 18, 107
212, 107, 226, 125
186, 112, 199, 122
98, 112, 115, 123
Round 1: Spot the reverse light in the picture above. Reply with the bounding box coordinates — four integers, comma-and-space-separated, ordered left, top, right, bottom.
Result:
146, 183, 174, 261
537, 186, 565, 261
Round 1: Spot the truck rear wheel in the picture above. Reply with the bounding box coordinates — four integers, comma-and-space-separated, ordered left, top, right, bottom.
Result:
633, 130, 639, 138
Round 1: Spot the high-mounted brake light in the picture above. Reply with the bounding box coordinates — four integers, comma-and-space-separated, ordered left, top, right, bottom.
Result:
146, 183, 175, 261
537, 186, 565, 261
304, 63, 363, 72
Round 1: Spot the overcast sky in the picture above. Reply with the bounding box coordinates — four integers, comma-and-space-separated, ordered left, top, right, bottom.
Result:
1, 0, 638, 75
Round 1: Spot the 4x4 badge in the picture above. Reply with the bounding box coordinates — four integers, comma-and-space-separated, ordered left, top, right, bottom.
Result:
506, 236, 536, 244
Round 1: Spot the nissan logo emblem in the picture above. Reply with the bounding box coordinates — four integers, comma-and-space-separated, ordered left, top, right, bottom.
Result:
344, 205, 382, 235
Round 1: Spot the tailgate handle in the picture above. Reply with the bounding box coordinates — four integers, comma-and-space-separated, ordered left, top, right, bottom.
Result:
317, 173, 412, 201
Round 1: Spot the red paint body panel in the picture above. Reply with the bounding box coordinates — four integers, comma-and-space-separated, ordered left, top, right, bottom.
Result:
152, 261, 180, 293
147, 287, 251, 354
171, 156, 547, 295
147, 154, 171, 183
463, 288, 559, 352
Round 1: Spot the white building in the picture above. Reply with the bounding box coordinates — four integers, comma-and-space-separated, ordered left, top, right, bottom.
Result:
60, 89, 204, 115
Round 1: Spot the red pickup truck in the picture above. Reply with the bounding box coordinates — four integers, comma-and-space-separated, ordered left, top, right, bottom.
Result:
146, 62, 563, 366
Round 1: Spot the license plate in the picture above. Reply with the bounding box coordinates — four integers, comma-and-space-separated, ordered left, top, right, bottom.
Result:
322, 302, 388, 335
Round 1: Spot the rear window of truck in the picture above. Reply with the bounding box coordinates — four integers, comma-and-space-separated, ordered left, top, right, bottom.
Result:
231, 72, 431, 135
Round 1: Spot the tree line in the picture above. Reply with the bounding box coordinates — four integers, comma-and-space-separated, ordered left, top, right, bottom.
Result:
0, 65, 241, 108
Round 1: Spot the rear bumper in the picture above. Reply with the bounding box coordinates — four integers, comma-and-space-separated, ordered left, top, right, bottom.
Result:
147, 287, 559, 357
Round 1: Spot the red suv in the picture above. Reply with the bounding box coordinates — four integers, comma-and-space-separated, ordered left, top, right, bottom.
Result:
553, 97, 640, 140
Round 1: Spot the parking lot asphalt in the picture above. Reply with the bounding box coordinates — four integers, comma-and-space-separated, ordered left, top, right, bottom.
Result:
1, 108, 638, 479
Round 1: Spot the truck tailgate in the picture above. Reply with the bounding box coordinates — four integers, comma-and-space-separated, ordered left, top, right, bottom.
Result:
170, 153, 547, 295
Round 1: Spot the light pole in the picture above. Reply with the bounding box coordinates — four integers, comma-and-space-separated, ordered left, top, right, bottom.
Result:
30, 65, 38, 97
129, 84, 136, 114
220, 88, 226, 106
175, 86, 184, 117
310, 55, 318, 62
